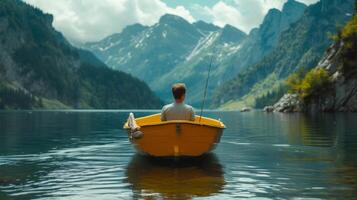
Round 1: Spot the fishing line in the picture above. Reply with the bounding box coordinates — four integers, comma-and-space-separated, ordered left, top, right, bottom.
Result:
199, 56, 213, 123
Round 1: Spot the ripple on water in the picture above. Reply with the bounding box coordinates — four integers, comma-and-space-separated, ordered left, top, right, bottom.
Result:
1, 111, 357, 199
0, 140, 134, 199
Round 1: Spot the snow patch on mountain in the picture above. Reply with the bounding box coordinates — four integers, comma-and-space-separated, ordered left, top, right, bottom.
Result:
186, 32, 219, 61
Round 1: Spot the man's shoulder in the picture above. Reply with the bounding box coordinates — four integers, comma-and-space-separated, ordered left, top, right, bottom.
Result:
162, 103, 174, 110
184, 104, 194, 110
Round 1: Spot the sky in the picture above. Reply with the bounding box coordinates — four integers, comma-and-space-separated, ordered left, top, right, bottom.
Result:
24, 0, 319, 44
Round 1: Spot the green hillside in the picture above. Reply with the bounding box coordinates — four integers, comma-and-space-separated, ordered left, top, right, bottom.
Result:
0, 0, 162, 109
212, 0, 355, 109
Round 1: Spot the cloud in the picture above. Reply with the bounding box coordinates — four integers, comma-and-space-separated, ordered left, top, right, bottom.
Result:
191, 0, 319, 33
191, 1, 272, 33
205, 2, 245, 30
298, 0, 319, 4
24, 0, 319, 43
24, 0, 195, 44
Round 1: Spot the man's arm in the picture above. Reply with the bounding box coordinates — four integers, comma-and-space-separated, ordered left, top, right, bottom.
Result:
161, 106, 167, 121
190, 107, 195, 121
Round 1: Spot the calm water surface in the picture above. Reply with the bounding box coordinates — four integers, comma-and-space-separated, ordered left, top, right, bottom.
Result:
0, 111, 357, 199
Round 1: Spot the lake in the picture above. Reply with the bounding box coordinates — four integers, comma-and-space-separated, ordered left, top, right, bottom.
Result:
0, 111, 357, 199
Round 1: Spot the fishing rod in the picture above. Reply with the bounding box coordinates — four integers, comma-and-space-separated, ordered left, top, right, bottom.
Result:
199, 56, 213, 124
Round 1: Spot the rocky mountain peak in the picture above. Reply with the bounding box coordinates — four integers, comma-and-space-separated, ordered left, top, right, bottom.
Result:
256, 0, 307, 48
159, 14, 189, 26
122, 23, 146, 33
260, 0, 306, 30
193, 20, 220, 34
157, 14, 199, 36
219, 24, 247, 43
281, 0, 307, 30
282, 0, 307, 13
264, 8, 282, 22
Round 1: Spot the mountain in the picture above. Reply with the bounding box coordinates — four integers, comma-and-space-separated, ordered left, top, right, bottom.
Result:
234, 0, 307, 69
84, 14, 226, 105
152, 23, 248, 105
212, 0, 355, 109
84, 0, 307, 106
271, 9, 357, 112
85, 14, 204, 85
0, 0, 162, 109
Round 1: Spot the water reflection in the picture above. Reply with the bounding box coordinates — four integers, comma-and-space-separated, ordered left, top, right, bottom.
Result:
1, 111, 357, 199
125, 154, 225, 199
276, 113, 338, 147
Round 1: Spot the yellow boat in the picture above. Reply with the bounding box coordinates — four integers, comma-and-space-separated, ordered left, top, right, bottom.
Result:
123, 113, 226, 157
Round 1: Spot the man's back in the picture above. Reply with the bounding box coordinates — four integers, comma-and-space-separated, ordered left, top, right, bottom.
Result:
161, 103, 195, 121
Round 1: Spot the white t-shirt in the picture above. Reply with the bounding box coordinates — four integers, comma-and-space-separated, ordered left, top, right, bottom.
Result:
161, 103, 195, 121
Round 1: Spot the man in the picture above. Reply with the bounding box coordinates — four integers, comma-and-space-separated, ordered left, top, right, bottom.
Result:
161, 83, 195, 121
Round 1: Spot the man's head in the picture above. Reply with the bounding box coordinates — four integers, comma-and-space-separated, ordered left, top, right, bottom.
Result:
172, 83, 186, 103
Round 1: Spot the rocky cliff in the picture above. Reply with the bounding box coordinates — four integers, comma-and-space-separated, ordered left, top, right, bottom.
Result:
271, 11, 357, 112
304, 41, 357, 112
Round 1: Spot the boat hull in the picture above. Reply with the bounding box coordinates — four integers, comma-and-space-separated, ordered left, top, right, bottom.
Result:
124, 114, 225, 157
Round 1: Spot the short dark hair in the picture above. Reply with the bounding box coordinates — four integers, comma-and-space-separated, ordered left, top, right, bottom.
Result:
172, 83, 186, 100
